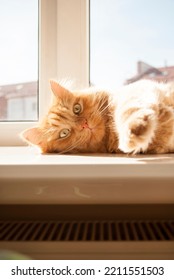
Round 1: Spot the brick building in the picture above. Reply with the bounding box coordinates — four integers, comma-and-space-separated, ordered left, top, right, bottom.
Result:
0, 81, 38, 120
126, 61, 174, 84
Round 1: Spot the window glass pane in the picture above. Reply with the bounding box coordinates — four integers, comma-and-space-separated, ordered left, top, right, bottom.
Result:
90, 0, 174, 87
0, 0, 38, 121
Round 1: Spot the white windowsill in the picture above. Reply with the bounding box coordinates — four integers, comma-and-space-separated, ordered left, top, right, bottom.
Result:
0, 147, 174, 205
0, 146, 174, 179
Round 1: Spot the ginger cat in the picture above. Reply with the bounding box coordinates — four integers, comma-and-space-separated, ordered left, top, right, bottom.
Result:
21, 79, 174, 154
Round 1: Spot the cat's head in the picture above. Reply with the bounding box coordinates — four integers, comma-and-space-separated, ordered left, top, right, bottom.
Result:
21, 80, 110, 153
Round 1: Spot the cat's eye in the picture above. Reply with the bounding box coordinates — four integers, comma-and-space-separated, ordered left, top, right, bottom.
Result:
59, 129, 70, 139
73, 103, 82, 115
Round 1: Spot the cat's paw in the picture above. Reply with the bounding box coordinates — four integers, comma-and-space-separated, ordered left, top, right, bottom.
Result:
118, 108, 157, 154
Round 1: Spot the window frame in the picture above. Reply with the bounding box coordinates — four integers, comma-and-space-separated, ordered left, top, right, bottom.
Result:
0, 0, 89, 146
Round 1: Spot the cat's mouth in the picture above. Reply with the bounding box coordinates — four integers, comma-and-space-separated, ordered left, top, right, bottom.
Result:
79, 118, 104, 143
80, 119, 93, 130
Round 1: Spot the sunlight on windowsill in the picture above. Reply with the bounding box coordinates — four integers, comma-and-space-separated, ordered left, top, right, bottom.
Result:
0, 146, 174, 180
0, 146, 174, 164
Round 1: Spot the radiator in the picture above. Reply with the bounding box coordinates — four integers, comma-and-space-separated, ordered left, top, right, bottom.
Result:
0, 220, 174, 260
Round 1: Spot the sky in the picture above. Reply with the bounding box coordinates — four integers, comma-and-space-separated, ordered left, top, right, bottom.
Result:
90, 0, 174, 87
0, 0, 174, 88
0, 0, 38, 85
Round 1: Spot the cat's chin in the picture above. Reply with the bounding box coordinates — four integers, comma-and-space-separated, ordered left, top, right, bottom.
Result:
74, 127, 105, 152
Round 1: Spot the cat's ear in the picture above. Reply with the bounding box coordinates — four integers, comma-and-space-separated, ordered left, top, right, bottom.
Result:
20, 127, 42, 146
50, 80, 71, 99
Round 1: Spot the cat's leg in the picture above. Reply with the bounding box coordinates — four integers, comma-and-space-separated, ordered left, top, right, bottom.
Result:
117, 106, 157, 154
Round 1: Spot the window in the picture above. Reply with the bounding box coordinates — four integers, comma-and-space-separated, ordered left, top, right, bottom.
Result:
0, 0, 38, 121
0, 0, 58, 145
90, 0, 174, 87
0, 0, 88, 146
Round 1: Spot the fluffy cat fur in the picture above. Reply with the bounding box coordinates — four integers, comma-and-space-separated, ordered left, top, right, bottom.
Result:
21, 79, 174, 154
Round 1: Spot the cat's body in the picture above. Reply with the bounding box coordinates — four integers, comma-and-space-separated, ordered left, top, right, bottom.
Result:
114, 80, 174, 154
22, 79, 174, 154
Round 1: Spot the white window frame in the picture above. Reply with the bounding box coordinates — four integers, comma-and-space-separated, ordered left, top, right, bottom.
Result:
0, 0, 89, 146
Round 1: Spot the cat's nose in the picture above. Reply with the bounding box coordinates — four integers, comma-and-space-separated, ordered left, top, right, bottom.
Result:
81, 120, 89, 129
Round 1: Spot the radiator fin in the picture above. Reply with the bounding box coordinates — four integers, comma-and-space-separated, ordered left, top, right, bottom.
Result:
0, 220, 173, 242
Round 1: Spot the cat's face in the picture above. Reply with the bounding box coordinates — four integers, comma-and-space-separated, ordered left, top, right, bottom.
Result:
22, 81, 110, 153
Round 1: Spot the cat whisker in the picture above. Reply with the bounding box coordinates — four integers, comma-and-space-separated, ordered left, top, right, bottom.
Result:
97, 100, 108, 113
99, 101, 112, 115
58, 138, 83, 154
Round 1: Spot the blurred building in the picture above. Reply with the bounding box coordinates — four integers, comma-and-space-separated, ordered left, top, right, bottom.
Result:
126, 61, 174, 84
0, 81, 38, 120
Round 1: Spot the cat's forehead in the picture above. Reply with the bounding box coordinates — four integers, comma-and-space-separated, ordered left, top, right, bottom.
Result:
50, 90, 100, 121
58, 98, 82, 111
47, 110, 71, 129
48, 102, 76, 128
58, 92, 81, 106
